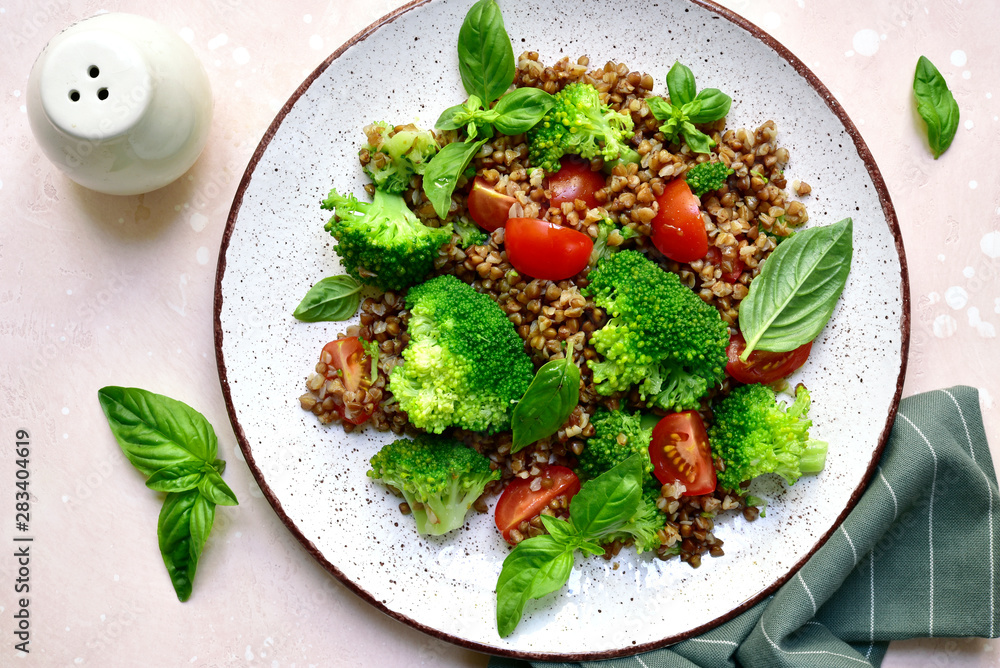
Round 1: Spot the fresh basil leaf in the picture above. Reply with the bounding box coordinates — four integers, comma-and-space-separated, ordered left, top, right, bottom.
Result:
510, 356, 580, 453
198, 469, 240, 506
739, 217, 853, 358
436, 102, 469, 131
688, 88, 732, 123
98, 386, 217, 477
493, 455, 650, 637
212, 458, 227, 475
567, 454, 644, 539
292, 275, 362, 322
913, 55, 959, 159
539, 513, 579, 543
496, 535, 576, 637
646, 95, 673, 121
493, 87, 555, 135
423, 138, 488, 219
666, 61, 697, 106
145, 461, 205, 493
681, 123, 716, 154
457, 0, 515, 106
157, 490, 215, 601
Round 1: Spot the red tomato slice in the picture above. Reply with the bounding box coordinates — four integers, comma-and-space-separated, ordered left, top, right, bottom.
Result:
467, 176, 517, 232
548, 158, 606, 209
321, 336, 374, 425
495, 465, 581, 544
705, 246, 745, 283
504, 218, 593, 281
725, 331, 812, 385
651, 178, 708, 263
649, 411, 716, 496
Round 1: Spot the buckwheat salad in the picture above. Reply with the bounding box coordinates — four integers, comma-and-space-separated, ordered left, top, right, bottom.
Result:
293, 0, 853, 637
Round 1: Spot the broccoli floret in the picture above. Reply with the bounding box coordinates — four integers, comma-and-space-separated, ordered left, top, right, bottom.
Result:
599, 486, 665, 554
452, 216, 488, 247
322, 188, 452, 291
685, 161, 734, 197
367, 434, 501, 535
389, 275, 533, 433
527, 82, 638, 173
577, 408, 653, 481
709, 384, 828, 491
583, 250, 729, 410
361, 122, 439, 194
589, 218, 639, 269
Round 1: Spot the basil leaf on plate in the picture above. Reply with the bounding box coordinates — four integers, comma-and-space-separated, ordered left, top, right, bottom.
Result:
158, 490, 215, 602
457, 0, 515, 106
145, 461, 205, 493
687, 88, 732, 123
423, 138, 488, 219
493, 87, 555, 135
496, 535, 577, 637
738, 217, 853, 359
436, 102, 470, 131
292, 275, 362, 322
666, 61, 697, 106
97, 386, 218, 476
493, 454, 649, 636
510, 356, 580, 453
681, 122, 716, 154
567, 454, 644, 538
539, 513, 579, 544
913, 55, 959, 159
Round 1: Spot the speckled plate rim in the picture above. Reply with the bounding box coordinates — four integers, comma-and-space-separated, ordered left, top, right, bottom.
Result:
213, 0, 910, 660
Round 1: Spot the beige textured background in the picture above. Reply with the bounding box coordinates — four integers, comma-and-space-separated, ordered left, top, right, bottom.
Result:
1, 0, 998, 666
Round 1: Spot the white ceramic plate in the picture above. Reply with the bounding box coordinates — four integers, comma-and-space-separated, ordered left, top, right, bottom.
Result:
215, 0, 908, 659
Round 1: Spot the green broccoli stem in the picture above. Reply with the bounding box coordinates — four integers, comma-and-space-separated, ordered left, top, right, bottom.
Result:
601, 147, 641, 174
799, 439, 829, 475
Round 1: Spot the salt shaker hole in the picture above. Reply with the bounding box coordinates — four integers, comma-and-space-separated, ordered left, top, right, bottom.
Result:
69, 90, 80, 102
97, 88, 109, 100
88, 65, 100, 78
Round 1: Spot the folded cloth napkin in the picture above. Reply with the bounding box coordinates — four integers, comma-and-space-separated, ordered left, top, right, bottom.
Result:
490, 386, 999, 668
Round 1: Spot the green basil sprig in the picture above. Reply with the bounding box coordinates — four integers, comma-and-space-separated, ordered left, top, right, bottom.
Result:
98, 386, 238, 601
292, 275, 362, 322
510, 355, 580, 453
647, 61, 732, 154
913, 55, 959, 159
495, 455, 647, 637
438, 88, 555, 140
738, 217, 853, 360
457, 0, 514, 107
423, 0, 554, 218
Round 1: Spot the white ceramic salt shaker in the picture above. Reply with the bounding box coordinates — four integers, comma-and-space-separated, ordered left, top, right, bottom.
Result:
26, 13, 213, 196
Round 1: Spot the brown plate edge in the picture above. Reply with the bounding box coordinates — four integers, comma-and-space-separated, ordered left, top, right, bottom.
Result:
212, 0, 911, 661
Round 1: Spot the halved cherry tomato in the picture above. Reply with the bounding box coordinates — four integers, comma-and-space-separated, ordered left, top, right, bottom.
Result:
495, 465, 581, 544
705, 246, 745, 283
548, 158, 606, 209
649, 411, 716, 496
651, 178, 708, 263
320, 336, 374, 425
725, 331, 812, 385
504, 217, 593, 280
467, 176, 517, 232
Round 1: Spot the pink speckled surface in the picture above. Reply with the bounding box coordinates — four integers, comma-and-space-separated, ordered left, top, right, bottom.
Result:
0, 1, 996, 666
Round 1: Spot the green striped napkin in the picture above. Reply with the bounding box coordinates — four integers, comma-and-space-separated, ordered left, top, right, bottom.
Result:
490, 386, 999, 668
